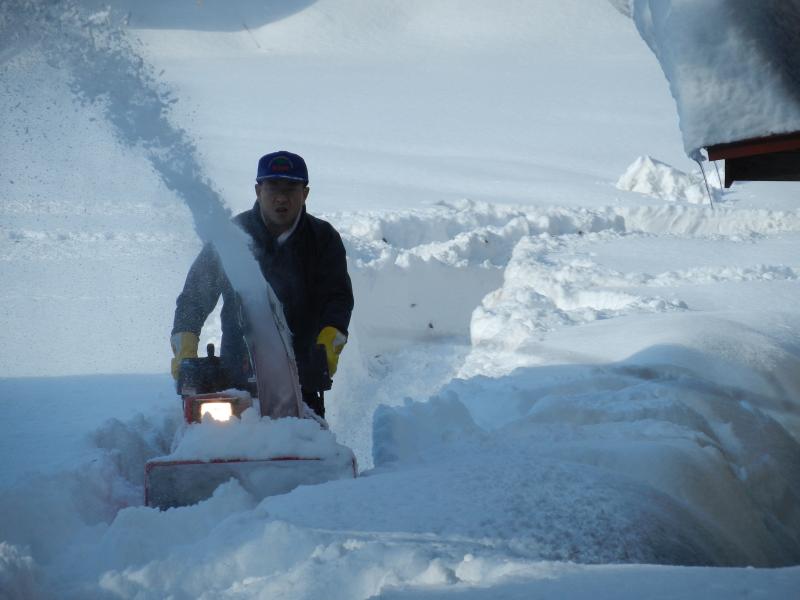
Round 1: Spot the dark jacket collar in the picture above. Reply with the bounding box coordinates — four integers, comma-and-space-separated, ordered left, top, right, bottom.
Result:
242, 202, 308, 248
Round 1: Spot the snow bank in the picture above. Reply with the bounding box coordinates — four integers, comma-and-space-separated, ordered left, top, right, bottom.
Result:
350, 199, 800, 568
471, 234, 689, 353
631, 0, 800, 157
328, 198, 800, 475
370, 337, 800, 566
336, 199, 800, 362
339, 199, 800, 364
285, 400, 744, 566
616, 156, 719, 204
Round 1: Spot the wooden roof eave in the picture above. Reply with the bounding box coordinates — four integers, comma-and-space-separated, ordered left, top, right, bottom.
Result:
705, 131, 800, 188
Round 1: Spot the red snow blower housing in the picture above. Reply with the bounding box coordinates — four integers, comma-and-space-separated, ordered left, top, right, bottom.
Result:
144, 344, 356, 510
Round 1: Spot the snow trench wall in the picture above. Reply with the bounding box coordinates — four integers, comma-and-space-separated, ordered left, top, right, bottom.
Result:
372, 334, 800, 567
337, 198, 800, 358
631, 0, 800, 158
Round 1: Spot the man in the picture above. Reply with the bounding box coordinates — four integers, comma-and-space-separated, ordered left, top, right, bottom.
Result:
170, 150, 354, 418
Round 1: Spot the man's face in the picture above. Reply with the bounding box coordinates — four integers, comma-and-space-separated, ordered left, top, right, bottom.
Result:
256, 179, 309, 234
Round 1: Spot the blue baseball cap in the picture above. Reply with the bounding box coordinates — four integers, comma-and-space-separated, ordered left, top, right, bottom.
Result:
256, 150, 309, 184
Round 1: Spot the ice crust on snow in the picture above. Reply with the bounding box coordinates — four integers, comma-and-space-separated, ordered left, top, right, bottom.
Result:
631, 0, 800, 157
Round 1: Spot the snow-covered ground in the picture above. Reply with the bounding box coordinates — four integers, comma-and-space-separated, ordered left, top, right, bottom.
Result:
1, 1, 799, 598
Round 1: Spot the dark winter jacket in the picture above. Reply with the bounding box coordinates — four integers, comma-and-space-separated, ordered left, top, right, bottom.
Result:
172, 203, 354, 390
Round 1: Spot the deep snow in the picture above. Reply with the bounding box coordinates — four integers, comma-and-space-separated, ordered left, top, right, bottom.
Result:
1, 1, 800, 598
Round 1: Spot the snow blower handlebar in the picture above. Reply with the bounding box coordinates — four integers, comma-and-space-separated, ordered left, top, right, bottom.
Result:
176, 343, 231, 396
177, 342, 332, 397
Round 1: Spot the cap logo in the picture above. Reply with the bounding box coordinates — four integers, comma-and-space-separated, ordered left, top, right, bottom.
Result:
257, 151, 307, 183
269, 156, 293, 173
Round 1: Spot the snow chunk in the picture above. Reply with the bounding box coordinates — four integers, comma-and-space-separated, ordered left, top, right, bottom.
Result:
616, 156, 717, 204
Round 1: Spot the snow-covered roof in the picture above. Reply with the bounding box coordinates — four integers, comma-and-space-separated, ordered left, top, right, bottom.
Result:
632, 0, 800, 159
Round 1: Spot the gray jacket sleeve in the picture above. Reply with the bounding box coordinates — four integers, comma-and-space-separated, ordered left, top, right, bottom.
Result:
172, 243, 227, 336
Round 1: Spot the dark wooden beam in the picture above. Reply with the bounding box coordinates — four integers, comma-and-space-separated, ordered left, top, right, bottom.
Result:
724, 150, 800, 187
705, 132, 800, 188
707, 131, 800, 161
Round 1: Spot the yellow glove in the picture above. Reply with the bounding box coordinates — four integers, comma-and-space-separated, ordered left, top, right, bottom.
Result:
170, 332, 199, 380
316, 326, 347, 376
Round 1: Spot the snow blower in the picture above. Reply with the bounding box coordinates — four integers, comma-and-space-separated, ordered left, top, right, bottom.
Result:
144, 342, 357, 510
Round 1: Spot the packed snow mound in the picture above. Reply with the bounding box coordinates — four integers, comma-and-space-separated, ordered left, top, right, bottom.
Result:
631, 0, 800, 157
616, 156, 719, 204
166, 410, 353, 462
364, 335, 800, 567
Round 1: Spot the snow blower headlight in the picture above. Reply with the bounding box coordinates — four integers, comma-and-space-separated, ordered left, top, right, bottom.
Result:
199, 401, 233, 422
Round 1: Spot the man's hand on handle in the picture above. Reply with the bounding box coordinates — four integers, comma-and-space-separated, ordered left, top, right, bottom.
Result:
316, 326, 347, 376
170, 332, 199, 380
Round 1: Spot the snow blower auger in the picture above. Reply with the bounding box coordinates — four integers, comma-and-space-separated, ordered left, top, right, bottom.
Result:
144, 343, 357, 510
